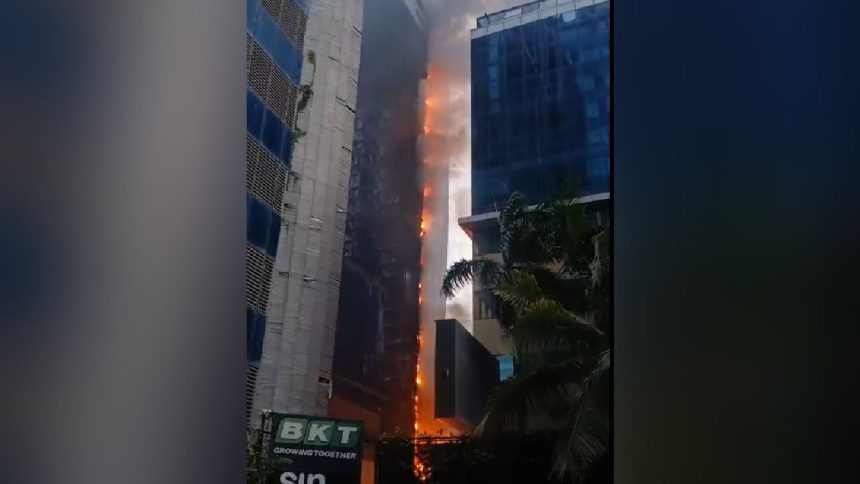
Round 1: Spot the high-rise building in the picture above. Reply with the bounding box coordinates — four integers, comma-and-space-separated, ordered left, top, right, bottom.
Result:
470, 0, 610, 214
251, 0, 365, 422
462, 0, 610, 359
330, 0, 429, 437
246, 0, 308, 420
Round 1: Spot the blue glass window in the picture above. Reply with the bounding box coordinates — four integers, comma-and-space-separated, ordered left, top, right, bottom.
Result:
261, 110, 285, 156
246, 0, 258, 32
498, 355, 514, 381
247, 90, 265, 138
247, 194, 281, 257
247, 308, 266, 362
471, 3, 609, 214
247, 0, 302, 83
248, 89, 293, 166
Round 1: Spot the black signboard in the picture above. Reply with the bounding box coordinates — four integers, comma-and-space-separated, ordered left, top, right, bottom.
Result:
268, 413, 364, 484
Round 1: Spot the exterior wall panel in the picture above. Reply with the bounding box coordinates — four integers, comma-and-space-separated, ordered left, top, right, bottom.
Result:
434, 319, 501, 430
247, 0, 307, 422
253, 0, 365, 422
330, 0, 428, 435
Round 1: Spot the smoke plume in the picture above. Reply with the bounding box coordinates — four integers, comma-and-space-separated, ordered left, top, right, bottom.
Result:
422, 0, 516, 330
414, 1, 516, 437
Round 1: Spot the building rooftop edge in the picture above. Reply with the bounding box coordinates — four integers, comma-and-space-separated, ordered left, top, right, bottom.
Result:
471, 0, 608, 33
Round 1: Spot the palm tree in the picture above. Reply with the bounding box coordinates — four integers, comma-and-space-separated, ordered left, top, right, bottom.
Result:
441, 190, 610, 481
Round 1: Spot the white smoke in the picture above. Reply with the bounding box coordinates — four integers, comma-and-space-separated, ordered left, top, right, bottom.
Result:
422, 0, 516, 332
413, 1, 517, 436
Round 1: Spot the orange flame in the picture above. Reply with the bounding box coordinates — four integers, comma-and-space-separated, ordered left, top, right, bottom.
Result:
414, 65, 446, 483
414, 336, 429, 481
414, 456, 428, 481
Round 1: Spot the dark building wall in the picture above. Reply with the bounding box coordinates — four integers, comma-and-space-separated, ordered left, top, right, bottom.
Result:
435, 319, 501, 430
331, 0, 428, 434
333, 261, 385, 387
471, 1, 610, 214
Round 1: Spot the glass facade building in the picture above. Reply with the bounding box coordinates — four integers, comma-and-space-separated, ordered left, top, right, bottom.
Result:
246, 0, 307, 415
470, 0, 609, 214
465, 0, 610, 382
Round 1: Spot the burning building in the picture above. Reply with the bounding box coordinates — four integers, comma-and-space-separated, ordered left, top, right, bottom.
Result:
332, 0, 528, 452
330, 0, 429, 441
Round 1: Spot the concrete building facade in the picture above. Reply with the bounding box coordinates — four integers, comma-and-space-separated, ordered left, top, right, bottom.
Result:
252, 0, 365, 422
246, 0, 309, 421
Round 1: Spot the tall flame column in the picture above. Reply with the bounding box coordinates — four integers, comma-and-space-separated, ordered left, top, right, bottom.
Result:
414, 70, 459, 438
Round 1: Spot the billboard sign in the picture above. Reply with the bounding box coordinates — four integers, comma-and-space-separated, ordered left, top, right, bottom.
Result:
269, 414, 363, 484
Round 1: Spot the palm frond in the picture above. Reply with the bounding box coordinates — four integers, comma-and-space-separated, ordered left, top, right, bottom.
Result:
499, 192, 528, 237
586, 227, 611, 330
462, 188, 611, 483
511, 298, 603, 357
589, 227, 610, 289
491, 270, 543, 313
587, 349, 611, 386
552, 352, 611, 480
525, 265, 592, 314
476, 358, 585, 434
496, 299, 518, 330
498, 192, 530, 265
440, 258, 501, 299
552, 402, 609, 480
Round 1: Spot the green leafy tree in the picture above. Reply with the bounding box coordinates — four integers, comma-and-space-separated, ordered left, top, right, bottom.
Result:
442, 190, 611, 481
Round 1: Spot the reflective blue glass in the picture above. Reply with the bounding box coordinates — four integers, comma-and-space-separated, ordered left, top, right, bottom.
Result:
252, 11, 281, 58
498, 355, 514, 381
246, 194, 281, 258
247, 308, 266, 362
246, 0, 305, 365
248, 89, 292, 166
471, 2, 610, 213
264, 207, 280, 256
248, 0, 303, 83
261, 110, 284, 157
246, 194, 268, 250
246, 0, 258, 32
246, 89, 264, 138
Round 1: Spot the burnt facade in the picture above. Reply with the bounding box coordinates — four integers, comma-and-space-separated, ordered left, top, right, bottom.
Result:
331, 0, 428, 435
